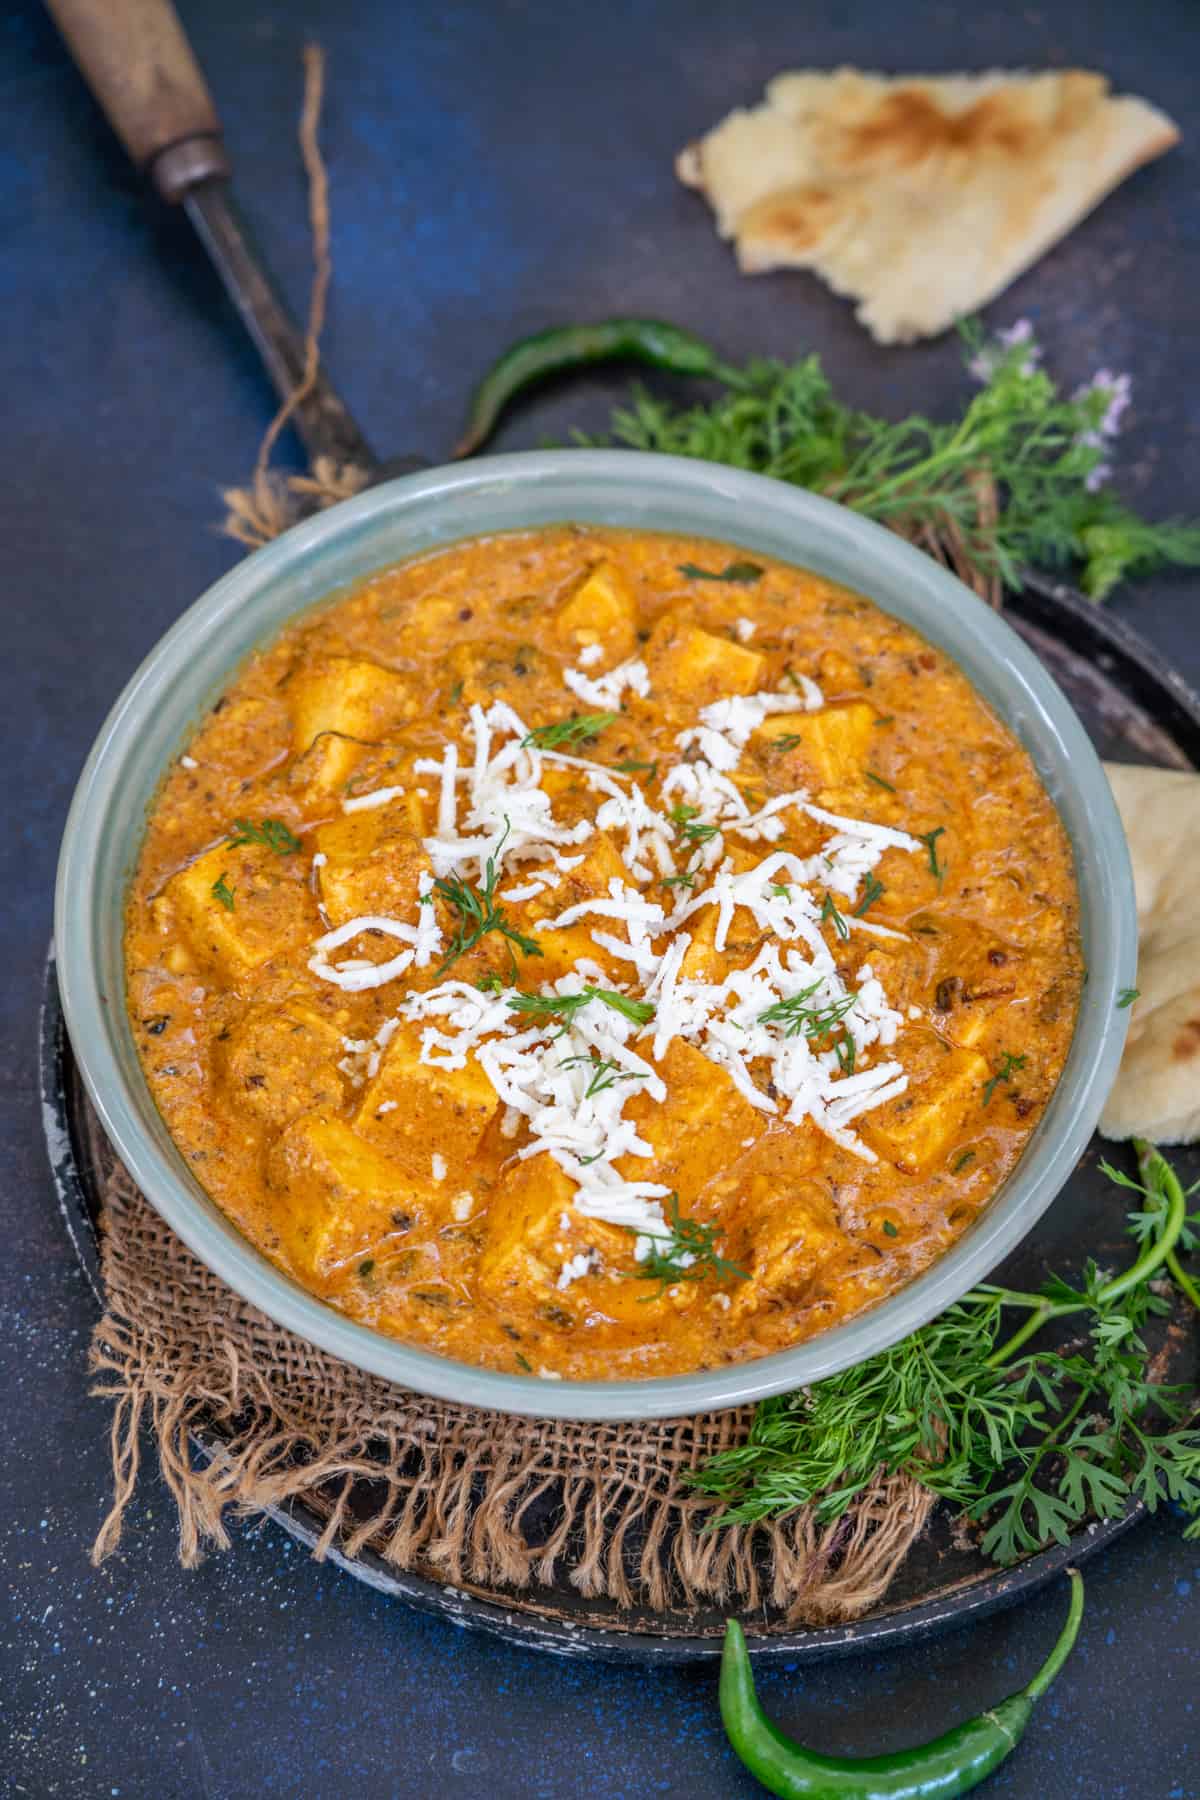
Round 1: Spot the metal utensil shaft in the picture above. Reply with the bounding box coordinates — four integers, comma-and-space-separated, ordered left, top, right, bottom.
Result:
183, 180, 376, 470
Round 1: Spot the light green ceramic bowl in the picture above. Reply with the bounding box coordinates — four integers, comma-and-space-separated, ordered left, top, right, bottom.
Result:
55, 452, 1136, 1420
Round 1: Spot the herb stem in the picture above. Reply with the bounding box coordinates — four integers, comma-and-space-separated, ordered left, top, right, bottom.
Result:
1135, 1138, 1200, 1315
986, 1147, 1190, 1368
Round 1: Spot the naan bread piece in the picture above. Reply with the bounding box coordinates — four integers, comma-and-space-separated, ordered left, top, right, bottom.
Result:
1100, 762, 1200, 1145
677, 69, 1179, 343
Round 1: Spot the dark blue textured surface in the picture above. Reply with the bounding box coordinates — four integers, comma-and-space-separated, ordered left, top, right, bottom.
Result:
3, 2, 1198, 1794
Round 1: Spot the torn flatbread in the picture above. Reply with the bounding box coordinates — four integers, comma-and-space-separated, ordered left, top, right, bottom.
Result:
677, 68, 1179, 343
1100, 762, 1200, 1145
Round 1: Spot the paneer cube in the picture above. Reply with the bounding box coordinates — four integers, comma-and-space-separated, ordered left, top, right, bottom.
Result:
313, 806, 429, 928
556, 562, 638, 662
220, 1000, 345, 1128
287, 656, 419, 791
755, 702, 876, 791
730, 1172, 852, 1314
677, 896, 770, 981
267, 1112, 427, 1279
161, 841, 313, 983
644, 615, 765, 705
477, 1156, 576, 1301
511, 831, 633, 983
477, 1159, 639, 1311
859, 1029, 991, 1174
356, 1021, 499, 1175
619, 1039, 765, 1189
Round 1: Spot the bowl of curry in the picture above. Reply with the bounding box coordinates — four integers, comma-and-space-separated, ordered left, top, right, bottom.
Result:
55, 452, 1135, 1418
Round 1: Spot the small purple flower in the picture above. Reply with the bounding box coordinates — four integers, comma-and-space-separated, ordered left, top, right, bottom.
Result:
1073, 370, 1133, 441
969, 319, 1042, 382
1072, 369, 1132, 490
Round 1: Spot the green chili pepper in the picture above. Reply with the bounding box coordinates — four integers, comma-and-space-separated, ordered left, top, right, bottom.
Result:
719, 1569, 1084, 1799
453, 318, 738, 457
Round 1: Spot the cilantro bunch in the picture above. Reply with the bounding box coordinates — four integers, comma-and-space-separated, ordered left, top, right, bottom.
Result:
690, 1143, 1200, 1564
582, 323, 1200, 601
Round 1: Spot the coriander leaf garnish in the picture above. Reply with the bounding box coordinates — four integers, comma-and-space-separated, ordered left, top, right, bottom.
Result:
874, 715, 895, 726
1117, 987, 1140, 1009
677, 560, 764, 585
758, 983, 858, 1043
211, 871, 236, 912
509, 988, 655, 1027
515, 1352, 533, 1373
952, 1148, 977, 1174
770, 734, 804, 754
623, 1194, 748, 1297
881, 1220, 899, 1238
854, 873, 885, 917
559, 1053, 649, 1099
668, 802, 720, 845
917, 826, 946, 881
662, 871, 695, 891
821, 891, 850, 941
865, 769, 896, 794
522, 711, 617, 750
475, 973, 505, 993
448, 679, 464, 705
433, 820, 543, 978
613, 758, 659, 778
229, 816, 302, 854
689, 1144, 1200, 1561
982, 1050, 1028, 1106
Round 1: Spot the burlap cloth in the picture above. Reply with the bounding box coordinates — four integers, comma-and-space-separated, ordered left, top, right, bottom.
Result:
83, 45, 992, 1625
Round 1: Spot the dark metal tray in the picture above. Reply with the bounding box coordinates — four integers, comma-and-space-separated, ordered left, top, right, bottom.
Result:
41, 569, 1200, 1664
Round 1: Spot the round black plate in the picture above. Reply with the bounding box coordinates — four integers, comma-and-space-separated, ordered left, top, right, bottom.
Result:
41, 570, 1200, 1664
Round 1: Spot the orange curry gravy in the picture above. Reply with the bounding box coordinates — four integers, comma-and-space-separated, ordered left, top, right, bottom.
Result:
125, 528, 1082, 1380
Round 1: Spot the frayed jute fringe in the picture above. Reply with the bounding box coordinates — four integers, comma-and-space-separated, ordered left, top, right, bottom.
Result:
86, 1109, 934, 1621
89, 42, 943, 1624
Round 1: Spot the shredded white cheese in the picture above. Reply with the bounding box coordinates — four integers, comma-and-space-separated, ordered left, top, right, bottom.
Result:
304, 660, 927, 1219
342, 784, 406, 814
563, 656, 650, 710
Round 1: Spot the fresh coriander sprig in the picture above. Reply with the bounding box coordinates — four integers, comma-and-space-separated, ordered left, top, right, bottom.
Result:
211, 872, 236, 911
521, 712, 617, 749
581, 326, 1200, 601
558, 1053, 649, 1099
689, 1146, 1200, 1562
983, 1050, 1028, 1105
677, 560, 764, 584
854, 873, 885, 917
917, 826, 946, 880
433, 820, 543, 978
821, 892, 850, 941
228, 816, 302, 854
509, 988, 656, 1027
624, 1194, 749, 1298
758, 982, 858, 1042
669, 802, 720, 845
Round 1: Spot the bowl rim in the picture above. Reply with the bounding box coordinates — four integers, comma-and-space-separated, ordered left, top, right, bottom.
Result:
55, 449, 1136, 1420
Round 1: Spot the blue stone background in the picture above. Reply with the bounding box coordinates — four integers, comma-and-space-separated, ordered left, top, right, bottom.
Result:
2, 1, 1197, 1793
